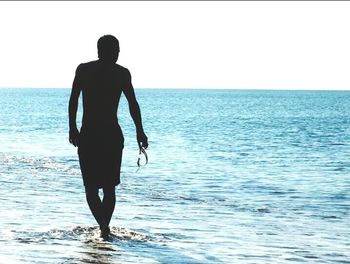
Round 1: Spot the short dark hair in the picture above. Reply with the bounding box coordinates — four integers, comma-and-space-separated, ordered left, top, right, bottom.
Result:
97, 35, 120, 59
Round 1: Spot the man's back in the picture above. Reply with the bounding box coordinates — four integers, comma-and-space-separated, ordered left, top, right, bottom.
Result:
77, 60, 128, 127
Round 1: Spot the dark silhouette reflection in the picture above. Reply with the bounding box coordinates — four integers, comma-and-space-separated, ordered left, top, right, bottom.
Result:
68, 35, 148, 239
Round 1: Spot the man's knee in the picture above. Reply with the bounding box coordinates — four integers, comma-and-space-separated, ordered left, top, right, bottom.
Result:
103, 186, 115, 198
85, 186, 99, 199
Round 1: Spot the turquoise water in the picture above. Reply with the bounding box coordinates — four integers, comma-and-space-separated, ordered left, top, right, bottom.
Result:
0, 88, 349, 263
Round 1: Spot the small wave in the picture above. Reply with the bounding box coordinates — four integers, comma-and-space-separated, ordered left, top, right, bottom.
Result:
256, 207, 271, 213
15, 226, 151, 244
0, 154, 80, 175
333, 167, 346, 172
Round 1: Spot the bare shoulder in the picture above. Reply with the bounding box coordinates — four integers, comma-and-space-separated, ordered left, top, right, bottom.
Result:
115, 64, 131, 76
80, 60, 99, 69
75, 60, 98, 74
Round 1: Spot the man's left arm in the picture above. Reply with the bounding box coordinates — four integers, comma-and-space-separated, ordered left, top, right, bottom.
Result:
68, 64, 83, 147
122, 69, 148, 149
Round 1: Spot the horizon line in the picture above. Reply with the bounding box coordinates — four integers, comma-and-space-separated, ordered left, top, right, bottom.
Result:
0, 87, 349, 92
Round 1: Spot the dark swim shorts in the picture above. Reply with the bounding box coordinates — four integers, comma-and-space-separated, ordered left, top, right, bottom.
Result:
78, 124, 124, 188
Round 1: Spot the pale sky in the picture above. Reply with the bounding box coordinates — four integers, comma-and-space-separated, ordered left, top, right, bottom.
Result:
0, 1, 349, 90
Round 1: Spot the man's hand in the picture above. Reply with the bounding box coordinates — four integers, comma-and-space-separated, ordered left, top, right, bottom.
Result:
69, 128, 80, 147
137, 131, 148, 149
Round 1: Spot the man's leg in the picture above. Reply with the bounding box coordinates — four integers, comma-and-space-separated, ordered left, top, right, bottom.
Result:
85, 186, 108, 230
102, 186, 116, 227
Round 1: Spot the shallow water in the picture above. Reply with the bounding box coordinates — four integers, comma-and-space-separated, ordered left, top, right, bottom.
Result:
0, 89, 349, 263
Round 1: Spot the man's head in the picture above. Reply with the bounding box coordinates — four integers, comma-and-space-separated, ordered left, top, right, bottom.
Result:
97, 35, 120, 62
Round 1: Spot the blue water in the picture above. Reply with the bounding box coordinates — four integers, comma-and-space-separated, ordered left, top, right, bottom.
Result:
0, 88, 349, 263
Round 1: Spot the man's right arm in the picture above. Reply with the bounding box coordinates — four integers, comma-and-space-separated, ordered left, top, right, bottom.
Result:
68, 64, 82, 147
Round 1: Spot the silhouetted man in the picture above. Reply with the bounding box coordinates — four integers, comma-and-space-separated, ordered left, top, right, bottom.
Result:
68, 35, 148, 239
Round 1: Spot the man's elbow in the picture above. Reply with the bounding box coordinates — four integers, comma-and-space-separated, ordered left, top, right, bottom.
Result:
69, 93, 79, 104
128, 100, 139, 110
69, 97, 78, 110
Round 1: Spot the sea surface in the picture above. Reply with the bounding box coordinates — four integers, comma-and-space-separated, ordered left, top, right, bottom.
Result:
0, 88, 349, 264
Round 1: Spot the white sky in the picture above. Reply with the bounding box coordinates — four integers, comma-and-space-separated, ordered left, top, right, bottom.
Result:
0, 1, 349, 90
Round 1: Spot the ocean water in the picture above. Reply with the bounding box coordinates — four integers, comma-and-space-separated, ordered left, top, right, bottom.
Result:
0, 88, 349, 264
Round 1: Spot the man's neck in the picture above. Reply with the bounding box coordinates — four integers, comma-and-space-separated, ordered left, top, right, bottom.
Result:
99, 58, 116, 64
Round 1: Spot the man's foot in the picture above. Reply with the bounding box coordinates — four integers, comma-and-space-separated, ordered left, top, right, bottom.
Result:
100, 225, 110, 239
